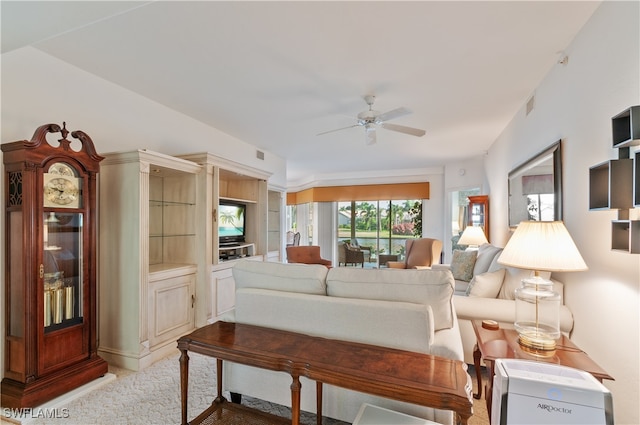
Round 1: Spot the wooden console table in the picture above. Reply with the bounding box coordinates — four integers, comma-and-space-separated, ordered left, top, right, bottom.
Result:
471, 319, 613, 421
178, 321, 473, 425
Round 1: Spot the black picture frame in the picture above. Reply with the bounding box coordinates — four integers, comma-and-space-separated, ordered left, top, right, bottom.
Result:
508, 140, 563, 227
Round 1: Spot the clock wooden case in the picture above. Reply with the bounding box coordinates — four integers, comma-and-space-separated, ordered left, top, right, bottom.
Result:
1, 123, 108, 408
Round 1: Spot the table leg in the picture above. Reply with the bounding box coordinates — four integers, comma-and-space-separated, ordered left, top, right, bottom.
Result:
473, 343, 482, 400
215, 359, 224, 403
316, 381, 323, 425
485, 359, 495, 421
291, 374, 301, 425
179, 348, 189, 425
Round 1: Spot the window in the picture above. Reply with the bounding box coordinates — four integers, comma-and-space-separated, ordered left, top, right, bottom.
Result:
338, 199, 421, 265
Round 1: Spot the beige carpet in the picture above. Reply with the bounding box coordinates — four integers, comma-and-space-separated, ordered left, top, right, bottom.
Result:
16, 352, 490, 425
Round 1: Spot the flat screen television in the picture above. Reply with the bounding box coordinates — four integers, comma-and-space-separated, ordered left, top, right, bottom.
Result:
218, 201, 246, 246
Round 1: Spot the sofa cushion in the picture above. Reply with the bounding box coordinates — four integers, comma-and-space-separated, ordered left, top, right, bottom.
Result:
235, 288, 435, 353
466, 268, 505, 298
472, 244, 503, 276
232, 260, 328, 295
326, 268, 454, 331
450, 250, 477, 282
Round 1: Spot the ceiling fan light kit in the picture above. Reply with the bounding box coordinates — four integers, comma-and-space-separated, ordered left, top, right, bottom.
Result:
319, 95, 426, 145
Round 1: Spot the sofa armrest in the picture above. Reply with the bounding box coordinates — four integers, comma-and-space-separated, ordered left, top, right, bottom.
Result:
431, 264, 451, 271
430, 313, 464, 361
453, 295, 574, 334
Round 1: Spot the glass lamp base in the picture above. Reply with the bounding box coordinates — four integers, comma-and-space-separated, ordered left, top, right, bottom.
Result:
517, 329, 557, 357
518, 332, 556, 351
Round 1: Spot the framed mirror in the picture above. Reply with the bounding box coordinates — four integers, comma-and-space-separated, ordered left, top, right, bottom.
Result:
508, 140, 562, 227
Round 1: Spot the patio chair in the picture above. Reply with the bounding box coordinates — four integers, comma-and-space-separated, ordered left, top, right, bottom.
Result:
350, 238, 372, 262
338, 241, 365, 267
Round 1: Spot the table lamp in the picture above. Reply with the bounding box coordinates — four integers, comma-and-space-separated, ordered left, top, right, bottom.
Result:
458, 226, 488, 250
498, 221, 587, 352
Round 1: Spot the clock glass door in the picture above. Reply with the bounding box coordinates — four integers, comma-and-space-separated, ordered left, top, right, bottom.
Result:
43, 212, 83, 331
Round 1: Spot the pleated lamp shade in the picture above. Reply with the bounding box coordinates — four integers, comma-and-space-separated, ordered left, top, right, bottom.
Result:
498, 221, 587, 272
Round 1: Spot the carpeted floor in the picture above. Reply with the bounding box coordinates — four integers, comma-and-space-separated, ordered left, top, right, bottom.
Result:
18, 352, 490, 425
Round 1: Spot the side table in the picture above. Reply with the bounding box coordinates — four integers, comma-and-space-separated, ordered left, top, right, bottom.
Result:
471, 319, 613, 420
378, 254, 398, 267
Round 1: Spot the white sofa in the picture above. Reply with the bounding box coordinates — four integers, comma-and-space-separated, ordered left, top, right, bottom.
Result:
433, 244, 574, 364
221, 260, 468, 425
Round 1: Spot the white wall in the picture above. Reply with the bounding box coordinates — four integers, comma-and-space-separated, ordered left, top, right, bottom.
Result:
485, 3, 639, 424
442, 155, 487, 262
0, 48, 287, 187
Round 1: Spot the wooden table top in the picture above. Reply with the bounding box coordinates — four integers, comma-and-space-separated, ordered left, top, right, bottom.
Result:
471, 319, 613, 381
178, 321, 473, 422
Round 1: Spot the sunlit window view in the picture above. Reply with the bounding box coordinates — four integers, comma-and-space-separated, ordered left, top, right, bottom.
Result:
337, 200, 421, 267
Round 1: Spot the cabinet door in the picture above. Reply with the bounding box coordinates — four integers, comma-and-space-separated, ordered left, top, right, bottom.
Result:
148, 273, 195, 347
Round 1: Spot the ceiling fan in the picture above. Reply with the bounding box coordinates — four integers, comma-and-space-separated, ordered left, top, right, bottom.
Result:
317, 95, 426, 145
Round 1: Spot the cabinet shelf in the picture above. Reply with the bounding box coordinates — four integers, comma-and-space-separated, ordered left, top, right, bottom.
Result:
612, 105, 640, 148
635, 151, 640, 207
149, 233, 196, 238
219, 196, 257, 204
150, 200, 196, 207
589, 159, 633, 210
611, 220, 640, 253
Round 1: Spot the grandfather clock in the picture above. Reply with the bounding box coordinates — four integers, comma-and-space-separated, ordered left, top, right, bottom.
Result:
1, 123, 108, 408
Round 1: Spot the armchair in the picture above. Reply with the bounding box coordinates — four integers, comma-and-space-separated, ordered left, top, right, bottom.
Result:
286, 246, 331, 267
350, 238, 372, 262
338, 241, 365, 267
387, 238, 442, 269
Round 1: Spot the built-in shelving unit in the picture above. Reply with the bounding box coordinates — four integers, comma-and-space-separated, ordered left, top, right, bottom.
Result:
98, 150, 200, 370
178, 153, 272, 324
589, 105, 640, 254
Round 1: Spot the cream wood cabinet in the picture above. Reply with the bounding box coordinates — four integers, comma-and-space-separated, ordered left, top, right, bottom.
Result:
178, 153, 273, 324
98, 150, 200, 370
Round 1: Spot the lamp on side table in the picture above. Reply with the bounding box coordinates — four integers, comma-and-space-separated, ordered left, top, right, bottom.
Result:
498, 221, 587, 353
458, 225, 489, 250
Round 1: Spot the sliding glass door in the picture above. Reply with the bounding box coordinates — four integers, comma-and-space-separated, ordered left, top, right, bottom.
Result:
338, 199, 421, 266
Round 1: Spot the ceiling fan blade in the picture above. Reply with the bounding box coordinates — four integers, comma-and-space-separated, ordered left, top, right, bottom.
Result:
365, 126, 377, 145
381, 122, 426, 137
376, 107, 411, 123
317, 124, 359, 136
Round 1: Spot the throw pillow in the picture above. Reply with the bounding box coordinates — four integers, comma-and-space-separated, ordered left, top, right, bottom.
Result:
451, 250, 477, 282
466, 268, 506, 298
499, 268, 553, 300
473, 244, 503, 276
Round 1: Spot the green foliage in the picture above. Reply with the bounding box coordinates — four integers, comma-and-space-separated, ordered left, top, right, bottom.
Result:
409, 201, 422, 237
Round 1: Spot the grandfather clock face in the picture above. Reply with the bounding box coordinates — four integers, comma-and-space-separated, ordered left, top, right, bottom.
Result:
43, 162, 82, 208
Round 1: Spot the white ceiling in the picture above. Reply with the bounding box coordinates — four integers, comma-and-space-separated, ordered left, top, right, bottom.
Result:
1, 1, 600, 185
